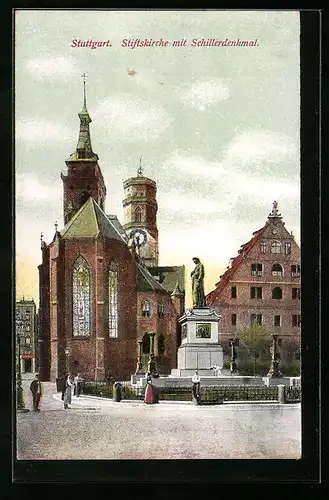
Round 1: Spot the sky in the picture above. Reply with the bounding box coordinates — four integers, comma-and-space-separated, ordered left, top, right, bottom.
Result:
15, 10, 300, 307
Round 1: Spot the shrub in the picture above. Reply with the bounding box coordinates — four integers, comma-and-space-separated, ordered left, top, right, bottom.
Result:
279, 360, 301, 377
223, 359, 231, 370
236, 359, 270, 376
83, 381, 113, 398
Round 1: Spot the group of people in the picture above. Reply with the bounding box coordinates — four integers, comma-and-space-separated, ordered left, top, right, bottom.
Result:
29, 372, 83, 411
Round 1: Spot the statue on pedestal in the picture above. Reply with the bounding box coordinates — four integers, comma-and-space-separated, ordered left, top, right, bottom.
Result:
191, 257, 206, 308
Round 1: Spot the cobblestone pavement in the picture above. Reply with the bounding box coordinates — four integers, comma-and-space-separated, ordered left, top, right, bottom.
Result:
16, 374, 301, 460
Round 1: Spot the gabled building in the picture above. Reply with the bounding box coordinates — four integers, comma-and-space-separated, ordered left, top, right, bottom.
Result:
206, 202, 301, 361
37, 83, 185, 382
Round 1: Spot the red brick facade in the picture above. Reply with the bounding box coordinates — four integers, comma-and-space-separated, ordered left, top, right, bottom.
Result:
207, 204, 301, 361
38, 94, 185, 382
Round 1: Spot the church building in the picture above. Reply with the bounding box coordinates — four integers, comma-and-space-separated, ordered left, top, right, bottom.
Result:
37, 82, 185, 382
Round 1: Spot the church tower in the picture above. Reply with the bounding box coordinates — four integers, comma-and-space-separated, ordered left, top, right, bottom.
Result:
61, 74, 106, 225
123, 159, 159, 267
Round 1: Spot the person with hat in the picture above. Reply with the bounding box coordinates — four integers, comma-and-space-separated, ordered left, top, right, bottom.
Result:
30, 373, 42, 412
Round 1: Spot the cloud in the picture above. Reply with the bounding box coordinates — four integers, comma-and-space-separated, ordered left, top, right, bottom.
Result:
222, 129, 298, 173
16, 119, 76, 145
159, 150, 299, 234
24, 56, 79, 81
16, 173, 61, 202
94, 94, 173, 142
158, 189, 222, 215
165, 152, 225, 179
177, 78, 230, 110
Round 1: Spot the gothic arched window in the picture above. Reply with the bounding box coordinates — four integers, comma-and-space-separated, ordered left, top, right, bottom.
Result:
158, 302, 164, 318
134, 206, 142, 223
271, 264, 283, 277
271, 241, 281, 254
141, 299, 151, 317
108, 261, 118, 338
272, 287, 282, 299
73, 256, 91, 336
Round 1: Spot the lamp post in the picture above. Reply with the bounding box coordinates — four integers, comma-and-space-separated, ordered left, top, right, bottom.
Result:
267, 333, 282, 378
64, 348, 71, 374
16, 319, 29, 413
135, 339, 144, 374
147, 332, 156, 376
229, 338, 238, 375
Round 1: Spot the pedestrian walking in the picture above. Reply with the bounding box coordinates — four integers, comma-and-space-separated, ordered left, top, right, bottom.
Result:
30, 373, 42, 412
144, 377, 155, 404
192, 370, 201, 404
63, 374, 73, 409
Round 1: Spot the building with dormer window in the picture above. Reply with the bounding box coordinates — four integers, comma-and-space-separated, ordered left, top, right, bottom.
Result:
206, 202, 301, 362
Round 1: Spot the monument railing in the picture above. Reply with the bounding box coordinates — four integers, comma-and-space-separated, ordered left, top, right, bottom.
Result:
81, 381, 301, 403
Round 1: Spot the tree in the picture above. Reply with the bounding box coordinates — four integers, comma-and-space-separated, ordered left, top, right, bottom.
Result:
237, 325, 272, 376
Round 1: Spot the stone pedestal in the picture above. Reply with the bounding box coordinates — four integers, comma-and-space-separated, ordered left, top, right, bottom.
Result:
171, 307, 223, 377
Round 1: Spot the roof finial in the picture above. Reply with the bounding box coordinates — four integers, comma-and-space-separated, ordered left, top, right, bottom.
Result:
54, 221, 58, 233
137, 157, 143, 177
81, 72, 87, 109
70, 73, 98, 161
268, 200, 282, 220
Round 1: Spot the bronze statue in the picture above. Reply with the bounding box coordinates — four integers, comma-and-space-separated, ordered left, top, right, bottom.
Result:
191, 257, 206, 308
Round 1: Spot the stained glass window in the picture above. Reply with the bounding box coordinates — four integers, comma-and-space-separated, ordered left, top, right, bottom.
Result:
109, 261, 118, 338
73, 256, 91, 336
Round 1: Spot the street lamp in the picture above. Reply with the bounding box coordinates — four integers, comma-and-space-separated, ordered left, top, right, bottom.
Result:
64, 348, 71, 374
267, 333, 282, 378
229, 338, 238, 375
16, 319, 29, 413
135, 339, 144, 374
147, 332, 157, 376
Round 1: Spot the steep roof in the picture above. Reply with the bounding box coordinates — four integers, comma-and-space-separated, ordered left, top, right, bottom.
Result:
137, 263, 168, 292
60, 197, 126, 243
206, 226, 266, 306
106, 214, 128, 242
147, 265, 185, 293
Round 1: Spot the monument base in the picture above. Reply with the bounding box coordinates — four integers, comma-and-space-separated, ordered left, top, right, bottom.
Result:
176, 342, 223, 374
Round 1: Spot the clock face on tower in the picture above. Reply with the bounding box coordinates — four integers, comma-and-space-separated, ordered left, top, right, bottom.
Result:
130, 229, 147, 247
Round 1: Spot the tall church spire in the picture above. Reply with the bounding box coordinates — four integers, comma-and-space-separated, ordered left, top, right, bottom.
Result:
71, 73, 98, 161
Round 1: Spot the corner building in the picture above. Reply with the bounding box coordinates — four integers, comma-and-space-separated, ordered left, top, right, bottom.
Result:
16, 298, 37, 374
206, 203, 301, 362
38, 88, 185, 382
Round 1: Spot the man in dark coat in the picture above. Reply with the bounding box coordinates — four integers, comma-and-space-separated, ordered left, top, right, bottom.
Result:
30, 373, 42, 412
